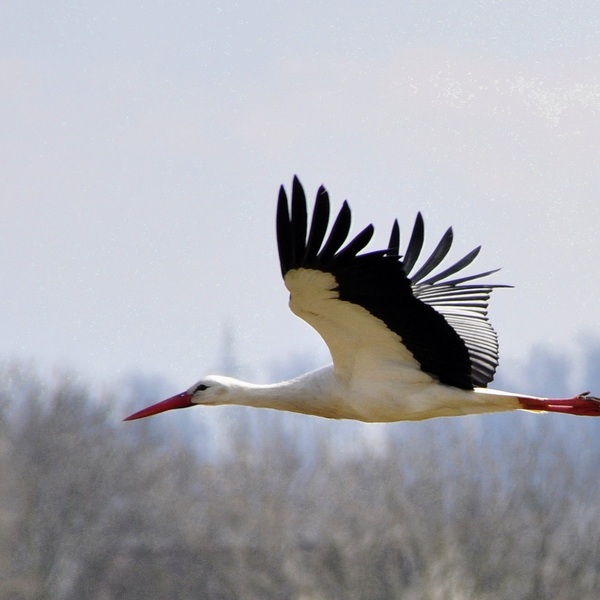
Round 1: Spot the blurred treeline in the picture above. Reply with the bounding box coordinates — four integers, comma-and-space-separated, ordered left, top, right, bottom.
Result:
1, 342, 600, 600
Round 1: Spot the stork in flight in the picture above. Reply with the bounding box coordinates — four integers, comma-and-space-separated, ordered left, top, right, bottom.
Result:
125, 177, 600, 423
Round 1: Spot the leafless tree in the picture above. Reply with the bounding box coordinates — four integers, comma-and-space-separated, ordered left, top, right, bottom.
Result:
1, 357, 600, 599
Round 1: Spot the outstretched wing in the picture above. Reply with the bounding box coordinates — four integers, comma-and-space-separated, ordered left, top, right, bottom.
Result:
276, 176, 505, 390
386, 215, 505, 387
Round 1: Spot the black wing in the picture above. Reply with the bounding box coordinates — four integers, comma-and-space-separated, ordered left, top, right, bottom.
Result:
387, 214, 506, 386
277, 176, 506, 390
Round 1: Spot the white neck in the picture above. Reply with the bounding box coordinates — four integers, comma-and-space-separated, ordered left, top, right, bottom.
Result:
213, 367, 345, 419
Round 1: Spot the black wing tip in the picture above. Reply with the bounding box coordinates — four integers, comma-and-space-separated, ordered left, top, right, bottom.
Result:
277, 183, 288, 204
279, 177, 509, 291
277, 177, 339, 275
292, 175, 305, 196
276, 185, 292, 276
276, 178, 387, 275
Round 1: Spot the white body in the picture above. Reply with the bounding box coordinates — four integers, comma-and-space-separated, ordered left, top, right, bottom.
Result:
201, 367, 522, 422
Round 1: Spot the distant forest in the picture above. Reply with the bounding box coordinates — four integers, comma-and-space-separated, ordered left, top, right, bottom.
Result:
2, 339, 600, 599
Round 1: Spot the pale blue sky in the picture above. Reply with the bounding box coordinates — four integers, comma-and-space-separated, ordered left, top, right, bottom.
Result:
2, 2, 600, 390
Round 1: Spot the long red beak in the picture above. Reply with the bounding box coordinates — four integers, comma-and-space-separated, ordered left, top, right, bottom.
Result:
123, 391, 194, 421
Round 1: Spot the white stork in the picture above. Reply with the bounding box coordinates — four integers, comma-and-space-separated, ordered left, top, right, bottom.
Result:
125, 177, 600, 422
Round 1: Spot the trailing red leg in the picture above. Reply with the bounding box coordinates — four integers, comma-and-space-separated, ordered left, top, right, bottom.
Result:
518, 392, 600, 416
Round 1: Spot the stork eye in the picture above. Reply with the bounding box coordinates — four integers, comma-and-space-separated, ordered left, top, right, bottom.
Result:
195, 384, 209, 393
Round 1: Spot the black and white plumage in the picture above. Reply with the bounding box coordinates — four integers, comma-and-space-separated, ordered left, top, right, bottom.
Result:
125, 177, 600, 423
277, 176, 501, 390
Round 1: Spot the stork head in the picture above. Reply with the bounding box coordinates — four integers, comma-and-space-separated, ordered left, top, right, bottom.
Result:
123, 376, 230, 421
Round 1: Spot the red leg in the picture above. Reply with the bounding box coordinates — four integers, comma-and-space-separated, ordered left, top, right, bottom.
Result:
519, 393, 600, 416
